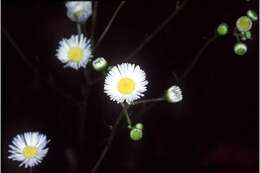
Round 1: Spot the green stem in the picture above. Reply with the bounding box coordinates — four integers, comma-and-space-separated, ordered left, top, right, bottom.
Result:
131, 97, 164, 106
76, 23, 82, 35
121, 103, 132, 128
29, 167, 33, 173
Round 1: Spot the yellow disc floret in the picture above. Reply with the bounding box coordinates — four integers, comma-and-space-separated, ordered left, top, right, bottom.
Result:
22, 146, 38, 159
117, 77, 135, 94
67, 47, 84, 62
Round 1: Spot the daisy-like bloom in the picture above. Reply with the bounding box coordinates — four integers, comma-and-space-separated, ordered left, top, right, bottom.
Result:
236, 16, 253, 32
165, 85, 183, 103
104, 63, 148, 104
8, 132, 50, 168
56, 34, 92, 70
234, 43, 247, 56
92, 57, 108, 71
65, 1, 92, 23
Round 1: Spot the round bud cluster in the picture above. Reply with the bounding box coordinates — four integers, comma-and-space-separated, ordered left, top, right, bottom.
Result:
130, 123, 144, 141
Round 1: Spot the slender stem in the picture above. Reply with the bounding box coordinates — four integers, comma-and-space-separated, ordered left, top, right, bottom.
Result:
93, 1, 126, 52
125, 0, 189, 61
121, 103, 132, 128
76, 23, 82, 35
2, 27, 79, 105
90, 1, 98, 47
29, 167, 33, 173
90, 109, 126, 173
179, 35, 219, 81
131, 97, 164, 106
2, 27, 35, 70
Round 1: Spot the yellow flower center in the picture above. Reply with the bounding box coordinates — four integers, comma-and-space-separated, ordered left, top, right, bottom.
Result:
238, 17, 252, 31
22, 146, 38, 159
67, 47, 84, 62
117, 77, 135, 95
74, 10, 82, 18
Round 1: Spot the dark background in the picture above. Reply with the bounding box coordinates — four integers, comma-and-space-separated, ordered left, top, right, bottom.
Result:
2, 1, 259, 173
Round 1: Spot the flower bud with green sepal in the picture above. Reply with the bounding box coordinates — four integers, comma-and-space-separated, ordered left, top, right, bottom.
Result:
130, 123, 144, 141
92, 57, 108, 72
216, 23, 229, 36
234, 43, 247, 56
236, 16, 253, 32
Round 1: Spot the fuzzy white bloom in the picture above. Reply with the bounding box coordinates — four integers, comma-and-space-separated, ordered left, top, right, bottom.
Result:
104, 63, 148, 104
92, 57, 108, 71
56, 34, 92, 70
8, 132, 50, 168
165, 85, 183, 103
65, 1, 92, 23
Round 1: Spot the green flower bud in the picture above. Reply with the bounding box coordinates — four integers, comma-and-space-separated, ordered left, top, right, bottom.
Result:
236, 16, 253, 32
247, 10, 258, 21
216, 23, 229, 36
130, 128, 143, 141
165, 85, 183, 103
135, 123, 144, 130
92, 57, 108, 72
234, 43, 247, 56
244, 31, 252, 39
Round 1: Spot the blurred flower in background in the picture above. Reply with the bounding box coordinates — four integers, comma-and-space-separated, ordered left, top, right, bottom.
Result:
65, 1, 92, 23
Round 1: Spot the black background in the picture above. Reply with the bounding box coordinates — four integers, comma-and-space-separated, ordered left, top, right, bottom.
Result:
2, 1, 259, 173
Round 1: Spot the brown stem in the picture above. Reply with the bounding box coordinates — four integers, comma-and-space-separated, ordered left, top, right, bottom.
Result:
90, 109, 125, 173
2, 26, 79, 105
179, 35, 219, 81
125, 0, 189, 61
90, 1, 98, 47
93, 1, 126, 52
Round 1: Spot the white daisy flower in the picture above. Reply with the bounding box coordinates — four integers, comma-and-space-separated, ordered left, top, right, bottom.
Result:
165, 85, 183, 103
65, 1, 92, 23
56, 34, 92, 70
104, 63, 148, 104
8, 132, 50, 168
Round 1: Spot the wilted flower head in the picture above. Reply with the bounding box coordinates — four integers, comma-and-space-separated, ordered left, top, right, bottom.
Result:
8, 132, 50, 168
65, 1, 92, 23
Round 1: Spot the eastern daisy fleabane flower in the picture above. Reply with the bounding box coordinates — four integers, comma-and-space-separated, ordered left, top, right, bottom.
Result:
165, 85, 183, 103
104, 63, 148, 104
8, 132, 50, 168
56, 34, 92, 70
65, 1, 92, 23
